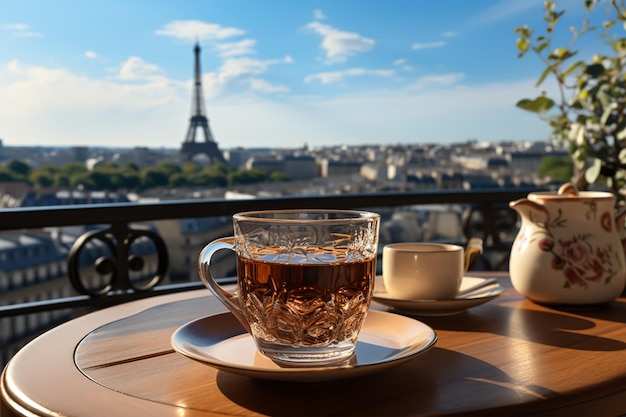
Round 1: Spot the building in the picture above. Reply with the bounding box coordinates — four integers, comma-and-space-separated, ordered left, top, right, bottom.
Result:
0, 231, 71, 363
0, 223, 164, 365
153, 216, 234, 282
507, 150, 568, 174
283, 155, 319, 180
319, 159, 362, 177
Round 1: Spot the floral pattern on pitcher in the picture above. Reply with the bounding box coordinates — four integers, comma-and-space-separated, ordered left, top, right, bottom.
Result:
519, 208, 620, 289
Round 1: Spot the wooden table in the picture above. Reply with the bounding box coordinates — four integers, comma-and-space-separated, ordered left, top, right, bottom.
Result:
2, 273, 626, 416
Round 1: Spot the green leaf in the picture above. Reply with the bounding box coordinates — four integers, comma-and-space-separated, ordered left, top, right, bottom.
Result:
536, 65, 553, 87
597, 86, 612, 109
514, 26, 532, 37
516, 37, 529, 53
534, 42, 549, 54
548, 47, 570, 60
516, 97, 555, 113
563, 60, 584, 78
575, 124, 586, 146
601, 104, 616, 126
585, 158, 602, 183
614, 38, 626, 52
572, 149, 588, 165
585, 63, 605, 77
584, 0, 595, 12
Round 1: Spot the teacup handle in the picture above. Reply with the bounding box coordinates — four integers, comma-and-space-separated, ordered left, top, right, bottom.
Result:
464, 237, 483, 272
198, 236, 250, 332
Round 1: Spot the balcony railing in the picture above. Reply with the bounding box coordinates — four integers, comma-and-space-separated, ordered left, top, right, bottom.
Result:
0, 187, 542, 365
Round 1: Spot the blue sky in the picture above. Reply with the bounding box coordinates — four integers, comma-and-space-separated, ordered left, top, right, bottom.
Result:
0, 0, 601, 150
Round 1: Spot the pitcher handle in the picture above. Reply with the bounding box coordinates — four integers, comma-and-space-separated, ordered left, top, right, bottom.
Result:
198, 236, 250, 332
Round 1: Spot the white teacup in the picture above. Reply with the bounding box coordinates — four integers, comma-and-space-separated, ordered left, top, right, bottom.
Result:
382, 242, 465, 300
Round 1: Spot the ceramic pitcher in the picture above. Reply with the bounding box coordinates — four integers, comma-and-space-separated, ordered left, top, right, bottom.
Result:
509, 183, 626, 305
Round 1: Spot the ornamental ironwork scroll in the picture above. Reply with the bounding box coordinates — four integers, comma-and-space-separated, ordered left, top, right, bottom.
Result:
67, 223, 169, 296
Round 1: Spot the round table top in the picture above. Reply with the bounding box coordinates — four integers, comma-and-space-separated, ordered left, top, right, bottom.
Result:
2, 273, 626, 416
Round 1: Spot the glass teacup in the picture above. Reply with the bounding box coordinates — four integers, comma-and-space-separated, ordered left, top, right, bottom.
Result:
198, 209, 380, 365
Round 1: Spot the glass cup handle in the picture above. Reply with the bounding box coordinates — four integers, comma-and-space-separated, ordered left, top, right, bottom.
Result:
198, 236, 250, 332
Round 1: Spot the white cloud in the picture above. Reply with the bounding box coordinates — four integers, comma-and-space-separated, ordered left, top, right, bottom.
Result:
1, 23, 29, 31
0, 60, 549, 150
118, 56, 166, 80
409, 73, 465, 89
202, 56, 292, 97
249, 78, 290, 93
0, 60, 188, 148
1, 23, 41, 37
218, 55, 293, 84
214, 39, 257, 57
155, 20, 245, 41
306, 22, 374, 64
305, 68, 394, 84
217, 58, 271, 84
442, 31, 459, 38
84, 51, 98, 59
412, 41, 446, 50
393, 59, 412, 71
314, 9, 327, 20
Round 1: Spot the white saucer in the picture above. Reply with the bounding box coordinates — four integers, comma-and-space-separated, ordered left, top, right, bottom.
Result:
171, 310, 437, 383
373, 275, 503, 316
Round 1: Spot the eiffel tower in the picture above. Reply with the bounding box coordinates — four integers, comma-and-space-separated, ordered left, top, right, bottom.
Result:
180, 42, 226, 163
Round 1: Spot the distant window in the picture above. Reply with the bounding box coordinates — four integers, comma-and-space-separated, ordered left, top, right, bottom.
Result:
10, 273, 23, 289
26, 269, 36, 284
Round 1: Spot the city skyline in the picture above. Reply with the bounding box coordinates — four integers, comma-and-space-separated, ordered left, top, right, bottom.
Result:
0, 1, 607, 150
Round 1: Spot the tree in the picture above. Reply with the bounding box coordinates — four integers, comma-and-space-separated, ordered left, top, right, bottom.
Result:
118, 169, 141, 190
181, 162, 200, 175
30, 170, 55, 188
88, 171, 113, 190
0, 170, 15, 182
5, 159, 31, 179
186, 171, 228, 187
537, 156, 574, 182
69, 171, 96, 190
0, 158, 292, 192
228, 169, 269, 185
140, 168, 169, 189
61, 162, 89, 178
155, 162, 182, 178
204, 162, 233, 177
270, 171, 290, 182
515, 0, 626, 199
30, 165, 60, 188
169, 173, 190, 188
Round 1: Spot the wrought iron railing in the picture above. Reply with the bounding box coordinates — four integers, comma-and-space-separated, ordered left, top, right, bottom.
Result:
0, 187, 542, 365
